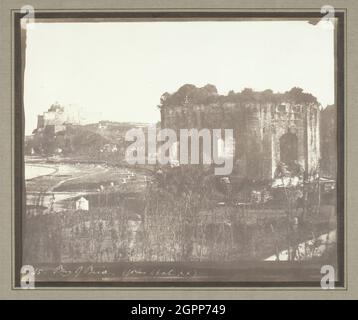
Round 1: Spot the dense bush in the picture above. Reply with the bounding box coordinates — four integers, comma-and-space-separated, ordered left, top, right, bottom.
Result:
160, 84, 318, 107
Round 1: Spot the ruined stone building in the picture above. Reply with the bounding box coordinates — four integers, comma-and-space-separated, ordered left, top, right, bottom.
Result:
36, 103, 81, 134
159, 84, 320, 181
320, 104, 337, 178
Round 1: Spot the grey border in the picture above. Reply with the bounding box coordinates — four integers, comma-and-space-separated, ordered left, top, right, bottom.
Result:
0, 1, 357, 298
12, 9, 345, 289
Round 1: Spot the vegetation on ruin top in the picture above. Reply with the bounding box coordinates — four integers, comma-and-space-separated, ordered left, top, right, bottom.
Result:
159, 84, 318, 108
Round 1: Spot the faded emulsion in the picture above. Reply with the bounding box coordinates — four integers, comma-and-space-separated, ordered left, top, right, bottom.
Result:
14, 10, 345, 287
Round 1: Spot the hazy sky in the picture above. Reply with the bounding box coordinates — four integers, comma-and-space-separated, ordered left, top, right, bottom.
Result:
24, 20, 334, 135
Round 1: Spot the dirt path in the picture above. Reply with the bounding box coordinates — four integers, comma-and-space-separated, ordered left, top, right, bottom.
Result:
25, 164, 59, 180
264, 229, 337, 261
48, 167, 109, 193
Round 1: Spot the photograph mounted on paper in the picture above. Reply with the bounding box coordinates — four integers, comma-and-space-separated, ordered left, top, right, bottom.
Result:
15, 10, 345, 287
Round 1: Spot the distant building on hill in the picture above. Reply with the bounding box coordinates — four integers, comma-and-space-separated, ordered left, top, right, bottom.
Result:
36, 102, 81, 133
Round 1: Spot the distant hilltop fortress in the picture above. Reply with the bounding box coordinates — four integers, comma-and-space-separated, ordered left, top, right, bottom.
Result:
27, 103, 150, 157
36, 103, 81, 133
159, 84, 321, 181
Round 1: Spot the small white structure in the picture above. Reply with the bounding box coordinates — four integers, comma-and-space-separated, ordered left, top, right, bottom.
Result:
75, 197, 89, 211
55, 147, 63, 154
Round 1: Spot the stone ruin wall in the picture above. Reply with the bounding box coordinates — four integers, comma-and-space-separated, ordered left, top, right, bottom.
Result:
161, 100, 320, 181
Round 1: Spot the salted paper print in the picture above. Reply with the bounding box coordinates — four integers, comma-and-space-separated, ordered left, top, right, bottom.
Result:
19, 13, 343, 287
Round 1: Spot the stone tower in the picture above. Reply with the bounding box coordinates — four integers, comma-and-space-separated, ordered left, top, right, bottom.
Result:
159, 85, 320, 181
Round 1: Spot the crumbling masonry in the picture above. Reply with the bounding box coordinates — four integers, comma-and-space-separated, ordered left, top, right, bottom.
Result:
159, 84, 320, 181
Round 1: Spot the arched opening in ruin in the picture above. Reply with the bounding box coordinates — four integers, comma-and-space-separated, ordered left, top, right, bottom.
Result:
279, 131, 298, 166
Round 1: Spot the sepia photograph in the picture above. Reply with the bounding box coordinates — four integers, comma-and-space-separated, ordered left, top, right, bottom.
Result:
13, 10, 344, 287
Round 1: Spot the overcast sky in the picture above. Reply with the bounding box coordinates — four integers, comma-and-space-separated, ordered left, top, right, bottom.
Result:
24, 20, 334, 135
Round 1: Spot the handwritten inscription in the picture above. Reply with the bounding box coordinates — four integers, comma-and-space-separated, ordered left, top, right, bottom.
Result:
32, 264, 198, 280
